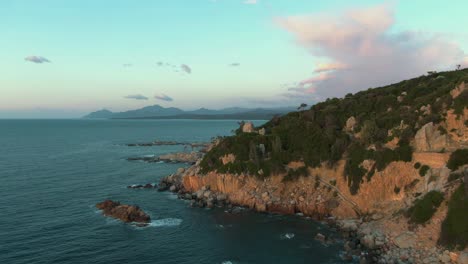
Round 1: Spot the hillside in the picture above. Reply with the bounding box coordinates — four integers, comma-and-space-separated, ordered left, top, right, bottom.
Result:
164, 69, 468, 261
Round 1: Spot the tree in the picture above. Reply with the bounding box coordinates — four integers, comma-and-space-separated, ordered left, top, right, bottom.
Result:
361, 120, 379, 145
457, 64, 461, 70
297, 103, 308, 111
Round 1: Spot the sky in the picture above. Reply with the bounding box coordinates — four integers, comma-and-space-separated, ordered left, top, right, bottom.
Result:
1, 0, 468, 118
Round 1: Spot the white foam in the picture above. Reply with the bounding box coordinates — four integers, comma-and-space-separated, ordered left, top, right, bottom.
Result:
280, 233, 295, 239
148, 218, 183, 227
221, 261, 233, 264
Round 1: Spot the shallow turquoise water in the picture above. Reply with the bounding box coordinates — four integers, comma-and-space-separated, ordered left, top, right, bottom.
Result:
0, 119, 344, 264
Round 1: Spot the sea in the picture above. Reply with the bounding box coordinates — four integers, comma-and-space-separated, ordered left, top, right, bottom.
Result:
0, 119, 345, 264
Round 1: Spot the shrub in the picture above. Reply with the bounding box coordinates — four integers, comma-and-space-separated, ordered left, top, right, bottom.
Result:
394, 186, 401, 194
439, 184, 468, 249
282, 166, 308, 182
438, 126, 447, 135
407, 191, 444, 224
447, 149, 468, 171
419, 165, 430, 177
414, 162, 421, 169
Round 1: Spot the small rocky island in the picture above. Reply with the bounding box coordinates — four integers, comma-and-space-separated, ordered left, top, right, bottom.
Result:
96, 200, 151, 226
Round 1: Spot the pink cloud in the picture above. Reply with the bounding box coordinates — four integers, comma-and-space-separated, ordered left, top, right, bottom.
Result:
314, 62, 348, 73
276, 3, 467, 99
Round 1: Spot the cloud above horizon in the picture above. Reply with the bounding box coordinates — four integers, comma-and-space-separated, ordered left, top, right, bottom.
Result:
229, 63, 241, 67
181, 64, 192, 74
25, 56, 50, 64
154, 94, 174, 102
124, 94, 148, 100
277, 3, 467, 100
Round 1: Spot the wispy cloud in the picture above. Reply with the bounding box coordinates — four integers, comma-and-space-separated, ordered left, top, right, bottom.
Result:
25, 56, 50, 64
122, 63, 132, 67
124, 94, 148, 100
229, 63, 241, 67
154, 94, 174, 102
277, 3, 466, 100
181, 64, 192, 74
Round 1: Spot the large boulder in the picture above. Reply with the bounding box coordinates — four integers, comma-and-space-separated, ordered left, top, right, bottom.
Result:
96, 200, 151, 225
414, 122, 449, 152
393, 232, 416, 249
241, 122, 255, 133
345, 116, 357, 132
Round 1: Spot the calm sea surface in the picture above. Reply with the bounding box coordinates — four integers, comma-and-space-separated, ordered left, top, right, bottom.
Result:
0, 119, 344, 264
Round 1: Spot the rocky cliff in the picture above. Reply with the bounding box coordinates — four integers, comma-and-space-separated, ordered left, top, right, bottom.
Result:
161, 70, 468, 263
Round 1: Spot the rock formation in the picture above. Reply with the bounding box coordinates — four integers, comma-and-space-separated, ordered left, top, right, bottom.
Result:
241, 121, 255, 133
96, 200, 150, 225
414, 122, 449, 152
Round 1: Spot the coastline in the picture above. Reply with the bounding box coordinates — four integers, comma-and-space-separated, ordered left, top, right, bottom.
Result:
155, 149, 466, 264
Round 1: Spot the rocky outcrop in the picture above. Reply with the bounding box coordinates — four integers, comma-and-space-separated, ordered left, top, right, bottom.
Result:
96, 200, 150, 225
446, 109, 468, 146
221, 154, 236, 165
414, 122, 450, 152
241, 122, 255, 133
344, 116, 357, 132
450, 82, 466, 99
158, 152, 202, 164
127, 183, 157, 189
127, 141, 209, 149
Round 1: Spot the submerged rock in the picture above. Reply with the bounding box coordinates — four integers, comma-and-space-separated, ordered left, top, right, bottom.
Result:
96, 200, 150, 225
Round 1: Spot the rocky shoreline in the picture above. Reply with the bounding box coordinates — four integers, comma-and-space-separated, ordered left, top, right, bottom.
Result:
127, 151, 203, 165
127, 140, 209, 150
152, 160, 467, 264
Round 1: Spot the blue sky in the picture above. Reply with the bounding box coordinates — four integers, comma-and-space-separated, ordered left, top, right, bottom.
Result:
1, 0, 468, 118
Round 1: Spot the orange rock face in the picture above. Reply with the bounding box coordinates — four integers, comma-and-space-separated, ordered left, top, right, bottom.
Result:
182, 156, 436, 220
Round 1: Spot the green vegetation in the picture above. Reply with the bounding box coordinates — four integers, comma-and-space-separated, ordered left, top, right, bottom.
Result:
199, 69, 468, 194
414, 162, 421, 169
394, 186, 401, 194
453, 89, 468, 116
407, 191, 444, 224
447, 149, 468, 171
282, 166, 308, 182
419, 165, 430, 177
439, 184, 468, 249
437, 126, 447, 135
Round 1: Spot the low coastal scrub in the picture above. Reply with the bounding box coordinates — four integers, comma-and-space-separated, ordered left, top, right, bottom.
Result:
447, 149, 468, 171
282, 166, 309, 182
414, 162, 421, 169
419, 165, 430, 177
407, 191, 444, 224
439, 184, 468, 249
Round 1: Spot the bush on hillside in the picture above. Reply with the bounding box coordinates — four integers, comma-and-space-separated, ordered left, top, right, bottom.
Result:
439, 184, 468, 249
407, 191, 444, 224
447, 149, 468, 171
419, 165, 430, 177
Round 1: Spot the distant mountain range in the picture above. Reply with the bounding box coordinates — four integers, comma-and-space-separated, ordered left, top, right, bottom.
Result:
83, 105, 296, 120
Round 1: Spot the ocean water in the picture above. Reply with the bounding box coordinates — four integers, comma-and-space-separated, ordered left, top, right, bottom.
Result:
0, 119, 344, 264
